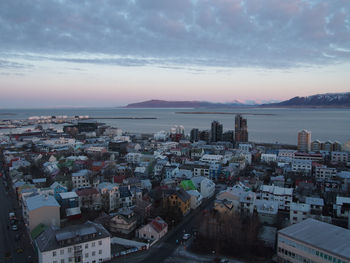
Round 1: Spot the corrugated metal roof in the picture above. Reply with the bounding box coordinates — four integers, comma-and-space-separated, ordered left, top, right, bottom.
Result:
279, 218, 350, 260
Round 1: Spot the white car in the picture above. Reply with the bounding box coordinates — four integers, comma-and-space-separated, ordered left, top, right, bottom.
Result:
182, 233, 191, 240
11, 225, 18, 231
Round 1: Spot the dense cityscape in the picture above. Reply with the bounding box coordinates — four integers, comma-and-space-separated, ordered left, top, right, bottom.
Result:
0, 114, 350, 263
1, 0, 350, 262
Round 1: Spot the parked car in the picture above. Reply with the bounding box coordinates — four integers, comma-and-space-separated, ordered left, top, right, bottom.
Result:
182, 233, 191, 240
11, 224, 18, 231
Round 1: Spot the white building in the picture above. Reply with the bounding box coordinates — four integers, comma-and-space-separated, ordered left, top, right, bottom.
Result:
72, 169, 91, 189
261, 153, 277, 163
335, 196, 350, 219
260, 185, 293, 211
126, 153, 142, 164
331, 151, 349, 164
314, 166, 337, 181
186, 190, 203, 209
291, 159, 312, 174
254, 200, 279, 225
290, 202, 311, 224
97, 183, 120, 212
191, 176, 215, 198
277, 219, 350, 263
238, 143, 252, 153
35, 221, 111, 263
200, 154, 223, 164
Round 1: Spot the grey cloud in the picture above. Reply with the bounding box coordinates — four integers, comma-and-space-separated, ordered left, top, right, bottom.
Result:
0, 0, 349, 68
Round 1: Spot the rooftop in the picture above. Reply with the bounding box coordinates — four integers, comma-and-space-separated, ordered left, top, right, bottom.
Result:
25, 194, 60, 211
279, 219, 350, 260
36, 221, 110, 252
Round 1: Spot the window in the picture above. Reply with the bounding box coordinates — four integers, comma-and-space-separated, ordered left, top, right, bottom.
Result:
60, 249, 64, 255
85, 253, 89, 258
92, 242, 95, 247
99, 250, 102, 254
68, 247, 72, 253
92, 251, 96, 256
98, 240, 102, 246
68, 258, 73, 262
85, 244, 88, 249
53, 251, 57, 257
61, 260, 64, 263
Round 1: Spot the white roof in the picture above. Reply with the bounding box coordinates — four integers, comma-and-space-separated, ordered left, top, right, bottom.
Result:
261, 185, 293, 196
290, 202, 311, 212
336, 196, 350, 205
59, 192, 78, 199
305, 197, 324, 206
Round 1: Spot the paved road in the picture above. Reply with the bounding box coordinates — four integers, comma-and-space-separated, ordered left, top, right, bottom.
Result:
0, 162, 36, 263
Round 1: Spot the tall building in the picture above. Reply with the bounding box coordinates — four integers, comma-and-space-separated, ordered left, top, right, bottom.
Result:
234, 114, 248, 143
190, 128, 199, 142
211, 121, 223, 142
223, 130, 234, 143
297, 130, 311, 152
199, 130, 210, 142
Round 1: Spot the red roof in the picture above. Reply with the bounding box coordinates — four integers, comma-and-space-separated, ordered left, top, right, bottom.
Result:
75, 187, 99, 196
114, 175, 126, 184
150, 216, 167, 233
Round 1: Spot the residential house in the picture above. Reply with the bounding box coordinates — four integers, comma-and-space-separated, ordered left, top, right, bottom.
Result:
137, 216, 168, 242
163, 189, 191, 216
75, 188, 102, 210
290, 202, 311, 224
109, 208, 137, 236
186, 190, 203, 209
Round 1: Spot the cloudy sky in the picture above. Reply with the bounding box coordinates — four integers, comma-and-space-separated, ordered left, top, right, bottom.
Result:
1, 0, 350, 108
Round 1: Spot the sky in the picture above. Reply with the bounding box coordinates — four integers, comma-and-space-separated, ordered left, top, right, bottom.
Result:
0, 0, 350, 108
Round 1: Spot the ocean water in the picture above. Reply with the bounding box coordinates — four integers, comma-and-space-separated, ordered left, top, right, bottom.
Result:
0, 107, 349, 145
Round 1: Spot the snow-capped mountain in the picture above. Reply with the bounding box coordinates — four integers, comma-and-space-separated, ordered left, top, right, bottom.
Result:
263, 92, 350, 107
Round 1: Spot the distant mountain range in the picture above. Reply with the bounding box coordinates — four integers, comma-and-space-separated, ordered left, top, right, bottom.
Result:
124, 99, 247, 108
124, 92, 350, 108
262, 92, 350, 107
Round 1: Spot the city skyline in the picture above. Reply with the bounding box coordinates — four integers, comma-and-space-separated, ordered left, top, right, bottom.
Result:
1, 0, 350, 108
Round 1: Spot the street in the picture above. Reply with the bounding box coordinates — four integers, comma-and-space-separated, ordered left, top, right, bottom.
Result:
111, 185, 228, 263
0, 162, 36, 263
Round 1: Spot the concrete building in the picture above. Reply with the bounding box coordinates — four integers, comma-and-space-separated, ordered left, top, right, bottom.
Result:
277, 218, 350, 263
97, 182, 120, 212
22, 194, 60, 232
331, 151, 349, 164
297, 130, 311, 152
291, 159, 312, 174
260, 185, 293, 211
335, 196, 350, 219
210, 121, 223, 142
290, 202, 311, 224
314, 166, 337, 181
191, 176, 215, 198
261, 153, 277, 163
186, 190, 203, 209
234, 114, 248, 143
254, 200, 279, 225
72, 169, 91, 189
35, 221, 111, 263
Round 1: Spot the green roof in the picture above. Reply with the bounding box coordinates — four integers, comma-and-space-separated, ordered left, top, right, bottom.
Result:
180, 180, 196, 191
31, 223, 48, 239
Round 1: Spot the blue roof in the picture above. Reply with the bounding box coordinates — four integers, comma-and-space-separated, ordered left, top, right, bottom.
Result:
25, 194, 60, 211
